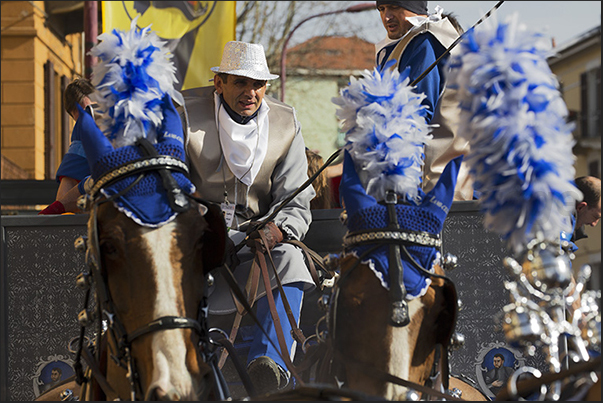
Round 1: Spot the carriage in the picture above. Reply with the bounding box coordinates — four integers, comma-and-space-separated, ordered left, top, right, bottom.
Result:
7, 110, 601, 401
24, 110, 598, 401
9, 6, 601, 401
4, 193, 599, 401
23, 161, 599, 402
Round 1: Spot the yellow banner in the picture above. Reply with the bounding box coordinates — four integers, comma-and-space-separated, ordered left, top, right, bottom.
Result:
102, 1, 236, 91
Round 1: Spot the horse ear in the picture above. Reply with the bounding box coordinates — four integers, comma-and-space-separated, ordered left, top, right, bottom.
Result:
200, 202, 227, 272
339, 150, 378, 216
420, 155, 463, 222
157, 94, 186, 146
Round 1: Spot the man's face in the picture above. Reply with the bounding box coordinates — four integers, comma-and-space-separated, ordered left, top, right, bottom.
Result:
377, 4, 418, 40
576, 200, 601, 228
493, 356, 503, 368
214, 74, 267, 117
51, 369, 61, 382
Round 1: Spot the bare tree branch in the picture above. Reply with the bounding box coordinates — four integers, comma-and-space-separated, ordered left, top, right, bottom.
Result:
236, 2, 373, 69
234, 1, 379, 98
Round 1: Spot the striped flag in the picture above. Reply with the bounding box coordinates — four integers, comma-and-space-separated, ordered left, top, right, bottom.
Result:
102, 1, 236, 91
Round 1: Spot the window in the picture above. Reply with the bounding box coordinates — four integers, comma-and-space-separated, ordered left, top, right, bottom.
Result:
580, 66, 601, 139
44, 61, 69, 180
44, 61, 57, 179
588, 160, 600, 179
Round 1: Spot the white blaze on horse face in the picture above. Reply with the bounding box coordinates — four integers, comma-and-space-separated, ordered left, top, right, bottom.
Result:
141, 222, 198, 399
384, 297, 426, 400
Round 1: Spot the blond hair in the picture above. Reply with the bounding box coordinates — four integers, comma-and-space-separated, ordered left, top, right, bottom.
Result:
306, 149, 334, 209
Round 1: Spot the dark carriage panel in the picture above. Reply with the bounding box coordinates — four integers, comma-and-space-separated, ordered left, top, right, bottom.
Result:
443, 202, 548, 397
1, 214, 89, 401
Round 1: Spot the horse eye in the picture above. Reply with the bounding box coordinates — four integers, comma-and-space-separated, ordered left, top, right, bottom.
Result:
100, 239, 120, 259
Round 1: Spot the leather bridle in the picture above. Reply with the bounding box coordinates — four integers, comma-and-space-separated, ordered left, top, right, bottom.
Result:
73, 139, 223, 401
316, 197, 462, 401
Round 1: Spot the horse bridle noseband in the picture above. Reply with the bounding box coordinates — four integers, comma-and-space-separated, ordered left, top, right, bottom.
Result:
73, 139, 218, 401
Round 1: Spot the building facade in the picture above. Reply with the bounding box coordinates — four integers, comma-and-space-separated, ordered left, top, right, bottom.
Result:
284, 35, 375, 159
1, 1, 87, 180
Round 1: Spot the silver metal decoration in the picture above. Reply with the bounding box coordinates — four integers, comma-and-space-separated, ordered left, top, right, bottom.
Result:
496, 240, 600, 400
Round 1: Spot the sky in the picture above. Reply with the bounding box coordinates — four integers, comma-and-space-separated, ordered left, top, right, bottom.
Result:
298, 1, 601, 49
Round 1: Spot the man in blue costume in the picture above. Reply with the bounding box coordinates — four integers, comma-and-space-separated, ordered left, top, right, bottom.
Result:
39, 78, 96, 215
375, 1, 474, 201
561, 176, 600, 317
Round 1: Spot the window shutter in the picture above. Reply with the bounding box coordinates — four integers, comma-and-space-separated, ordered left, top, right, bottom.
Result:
596, 67, 601, 138
44, 61, 56, 180
61, 76, 70, 156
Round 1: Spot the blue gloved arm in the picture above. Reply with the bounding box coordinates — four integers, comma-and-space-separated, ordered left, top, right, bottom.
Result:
77, 175, 91, 195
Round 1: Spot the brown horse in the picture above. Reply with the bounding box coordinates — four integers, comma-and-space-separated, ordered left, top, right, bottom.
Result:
80, 200, 227, 401
37, 197, 224, 401
299, 153, 487, 400
319, 254, 460, 400
36, 95, 229, 400
35, 190, 228, 402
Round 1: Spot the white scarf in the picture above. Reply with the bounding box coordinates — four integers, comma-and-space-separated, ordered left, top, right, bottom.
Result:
214, 92, 269, 187
406, 5, 443, 27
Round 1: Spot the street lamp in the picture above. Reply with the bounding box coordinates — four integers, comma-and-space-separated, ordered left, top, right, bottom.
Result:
279, 2, 376, 102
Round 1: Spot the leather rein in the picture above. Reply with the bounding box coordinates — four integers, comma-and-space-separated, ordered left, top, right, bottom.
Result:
73, 139, 223, 401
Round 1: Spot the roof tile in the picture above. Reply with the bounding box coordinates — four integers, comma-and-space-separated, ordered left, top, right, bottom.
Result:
286, 36, 375, 71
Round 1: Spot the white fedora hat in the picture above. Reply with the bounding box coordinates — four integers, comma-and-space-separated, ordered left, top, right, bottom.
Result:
211, 41, 279, 80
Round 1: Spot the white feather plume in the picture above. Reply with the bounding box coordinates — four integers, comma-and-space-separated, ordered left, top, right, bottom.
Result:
89, 16, 178, 148
447, 12, 581, 255
332, 64, 433, 203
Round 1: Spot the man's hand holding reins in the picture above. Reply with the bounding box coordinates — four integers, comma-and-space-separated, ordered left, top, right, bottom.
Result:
245, 221, 283, 254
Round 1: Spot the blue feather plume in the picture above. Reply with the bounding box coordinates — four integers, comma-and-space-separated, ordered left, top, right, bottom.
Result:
332, 62, 433, 203
89, 16, 178, 148
447, 13, 581, 255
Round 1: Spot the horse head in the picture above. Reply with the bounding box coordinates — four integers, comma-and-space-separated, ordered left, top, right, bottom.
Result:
326, 150, 461, 400
76, 96, 227, 400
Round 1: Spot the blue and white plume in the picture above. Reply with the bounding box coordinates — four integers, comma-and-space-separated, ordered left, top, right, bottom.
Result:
89, 17, 178, 148
447, 13, 581, 255
332, 63, 433, 203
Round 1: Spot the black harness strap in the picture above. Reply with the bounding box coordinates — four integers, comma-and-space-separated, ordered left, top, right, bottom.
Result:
79, 341, 119, 401
135, 138, 190, 212
385, 191, 410, 326
126, 316, 203, 344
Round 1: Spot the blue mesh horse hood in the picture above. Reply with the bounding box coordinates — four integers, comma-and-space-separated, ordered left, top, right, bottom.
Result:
341, 148, 460, 230
78, 98, 195, 227
79, 18, 194, 227
340, 151, 462, 297
332, 60, 461, 297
